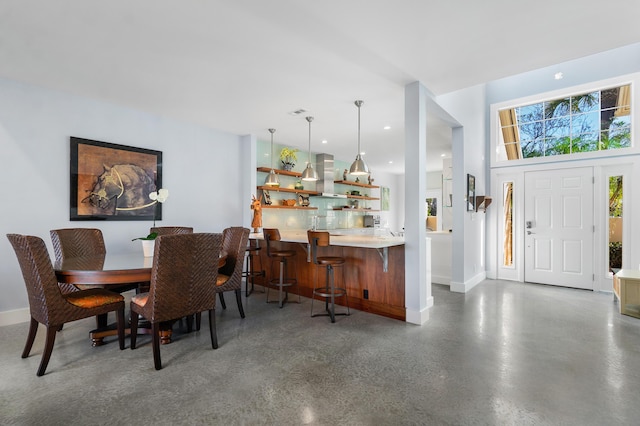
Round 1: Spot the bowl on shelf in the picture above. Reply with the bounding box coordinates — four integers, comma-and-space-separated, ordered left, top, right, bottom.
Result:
281, 199, 297, 206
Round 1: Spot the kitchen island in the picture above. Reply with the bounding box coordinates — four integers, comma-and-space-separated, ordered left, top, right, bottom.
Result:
250, 230, 406, 320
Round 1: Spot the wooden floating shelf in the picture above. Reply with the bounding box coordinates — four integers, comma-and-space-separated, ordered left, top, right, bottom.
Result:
256, 167, 302, 178
347, 195, 379, 200
257, 186, 319, 195
334, 180, 379, 189
332, 208, 380, 212
263, 205, 318, 210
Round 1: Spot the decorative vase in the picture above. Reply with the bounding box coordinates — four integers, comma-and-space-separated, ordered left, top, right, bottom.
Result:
141, 240, 155, 257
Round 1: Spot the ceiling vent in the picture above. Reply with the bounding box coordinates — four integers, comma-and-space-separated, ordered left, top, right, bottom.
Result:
288, 108, 308, 116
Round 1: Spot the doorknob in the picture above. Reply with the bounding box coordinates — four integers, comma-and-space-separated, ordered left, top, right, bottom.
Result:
527, 231, 535, 235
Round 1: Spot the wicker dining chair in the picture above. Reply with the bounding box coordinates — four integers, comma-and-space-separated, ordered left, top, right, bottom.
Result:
51, 228, 138, 331
130, 233, 222, 370
50, 228, 107, 293
7, 234, 125, 376
195, 227, 249, 331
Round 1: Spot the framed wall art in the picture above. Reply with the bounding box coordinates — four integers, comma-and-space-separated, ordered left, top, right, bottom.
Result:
70, 137, 163, 221
467, 174, 476, 211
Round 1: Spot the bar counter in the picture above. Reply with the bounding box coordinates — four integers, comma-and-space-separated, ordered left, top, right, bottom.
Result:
250, 230, 406, 320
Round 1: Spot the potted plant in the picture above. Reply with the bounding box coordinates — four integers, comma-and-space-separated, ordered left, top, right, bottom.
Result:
279, 147, 298, 171
131, 188, 169, 256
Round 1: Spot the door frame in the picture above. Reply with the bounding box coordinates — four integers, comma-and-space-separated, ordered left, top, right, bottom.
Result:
489, 158, 638, 292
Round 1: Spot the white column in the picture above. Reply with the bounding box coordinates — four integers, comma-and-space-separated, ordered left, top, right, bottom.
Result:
404, 81, 433, 325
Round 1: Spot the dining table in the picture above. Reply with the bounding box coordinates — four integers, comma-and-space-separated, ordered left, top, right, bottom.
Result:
54, 251, 227, 346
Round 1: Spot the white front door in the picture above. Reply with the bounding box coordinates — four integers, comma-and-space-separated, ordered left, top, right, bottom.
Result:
524, 167, 594, 289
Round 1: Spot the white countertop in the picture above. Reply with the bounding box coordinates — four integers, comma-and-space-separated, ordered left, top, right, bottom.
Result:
250, 230, 405, 249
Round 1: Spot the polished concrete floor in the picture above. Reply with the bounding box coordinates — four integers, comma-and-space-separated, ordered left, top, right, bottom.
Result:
1, 280, 640, 425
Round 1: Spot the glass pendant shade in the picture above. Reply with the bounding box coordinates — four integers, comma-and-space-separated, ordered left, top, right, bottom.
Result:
301, 116, 318, 181
264, 128, 280, 186
349, 100, 370, 176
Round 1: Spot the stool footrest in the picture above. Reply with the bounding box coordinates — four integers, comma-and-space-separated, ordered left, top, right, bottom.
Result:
312, 287, 347, 298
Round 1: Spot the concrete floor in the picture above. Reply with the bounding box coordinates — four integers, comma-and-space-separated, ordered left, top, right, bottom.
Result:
1, 281, 640, 425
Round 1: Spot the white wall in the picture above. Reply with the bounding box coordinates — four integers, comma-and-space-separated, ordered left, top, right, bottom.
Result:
436, 85, 487, 291
0, 78, 245, 321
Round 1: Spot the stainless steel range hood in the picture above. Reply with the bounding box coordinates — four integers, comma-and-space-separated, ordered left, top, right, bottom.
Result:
314, 153, 347, 198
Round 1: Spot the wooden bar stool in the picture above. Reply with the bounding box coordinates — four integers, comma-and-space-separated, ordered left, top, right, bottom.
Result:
243, 240, 265, 297
308, 230, 350, 323
263, 228, 300, 308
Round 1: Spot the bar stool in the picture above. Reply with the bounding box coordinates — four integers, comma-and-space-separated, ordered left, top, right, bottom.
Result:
308, 230, 350, 323
243, 240, 265, 296
263, 228, 300, 308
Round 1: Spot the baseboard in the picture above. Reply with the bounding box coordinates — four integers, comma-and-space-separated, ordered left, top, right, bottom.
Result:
0, 308, 30, 327
450, 271, 486, 293
431, 274, 451, 285
405, 298, 433, 325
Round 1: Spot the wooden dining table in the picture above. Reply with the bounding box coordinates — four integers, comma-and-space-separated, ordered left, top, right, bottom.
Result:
55, 252, 227, 346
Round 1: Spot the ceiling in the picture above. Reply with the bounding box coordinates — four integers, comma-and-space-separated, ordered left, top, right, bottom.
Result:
1, 1, 639, 174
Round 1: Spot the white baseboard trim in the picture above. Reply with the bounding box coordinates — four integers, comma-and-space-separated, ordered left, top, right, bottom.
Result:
450, 272, 486, 293
405, 297, 433, 325
0, 308, 30, 327
431, 274, 451, 285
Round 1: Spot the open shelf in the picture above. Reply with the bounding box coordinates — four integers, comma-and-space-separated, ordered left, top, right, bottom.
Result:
334, 180, 379, 189
256, 167, 301, 178
347, 195, 379, 200
257, 186, 319, 195
263, 205, 318, 210
332, 207, 380, 212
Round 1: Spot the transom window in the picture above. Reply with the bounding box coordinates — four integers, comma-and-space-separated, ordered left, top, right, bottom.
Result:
498, 84, 631, 160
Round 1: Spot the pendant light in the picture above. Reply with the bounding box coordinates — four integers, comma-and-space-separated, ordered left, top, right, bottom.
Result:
349, 100, 370, 176
301, 116, 318, 181
264, 128, 280, 186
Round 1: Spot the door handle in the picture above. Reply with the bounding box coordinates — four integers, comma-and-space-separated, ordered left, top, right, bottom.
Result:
527, 231, 535, 235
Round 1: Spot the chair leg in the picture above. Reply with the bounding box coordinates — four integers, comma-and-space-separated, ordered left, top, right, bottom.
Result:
186, 315, 193, 332
235, 288, 245, 318
218, 292, 227, 310
195, 312, 202, 331
278, 259, 285, 308
152, 322, 162, 370
208, 309, 218, 349
37, 326, 57, 377
22, 317, 39, 358
130, 311, 139, 350
116, 308, 125, 350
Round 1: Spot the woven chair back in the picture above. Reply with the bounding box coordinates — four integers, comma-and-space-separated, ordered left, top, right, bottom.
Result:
150, 226, 194, 236
50, 228, 106, 262
7, 234, 69, 325
147, 233, 222, 323
218, 227, 250, 291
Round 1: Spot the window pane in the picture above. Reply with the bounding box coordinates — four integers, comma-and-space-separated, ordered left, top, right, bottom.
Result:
544, 97, 570, 119
571, 133, 598, 152
516, 103, 543, 123
572, 111, 599, 134
571, 91, 599, 113
522, 139, 545, 157
545, 118, 570, 138
545, 137, 571, 155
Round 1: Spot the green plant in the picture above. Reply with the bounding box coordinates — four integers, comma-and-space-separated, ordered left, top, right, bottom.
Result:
279, 147, 298, 165
132, 232, 158, 241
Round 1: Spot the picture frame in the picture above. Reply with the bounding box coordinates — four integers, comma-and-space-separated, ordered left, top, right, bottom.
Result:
70, 137, 163, 221
467, 174, 476, 211
381, 186, 390, 211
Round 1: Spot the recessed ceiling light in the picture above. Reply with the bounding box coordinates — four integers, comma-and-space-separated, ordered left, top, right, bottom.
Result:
388, 161, 393, 164
360, 151, 365, 156
322, 140, 327, 144
441, 154, 446, 157
383, 126, 391, 130
554, 72, 564, 80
